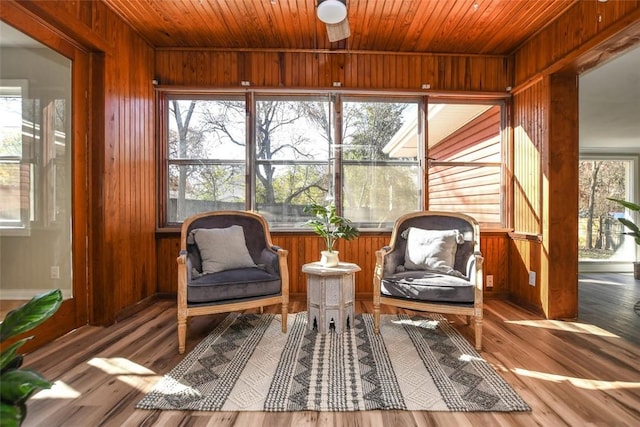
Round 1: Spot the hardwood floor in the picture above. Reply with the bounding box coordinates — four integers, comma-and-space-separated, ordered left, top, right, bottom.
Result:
22, 275, 640, 426
578, 272, 640, 346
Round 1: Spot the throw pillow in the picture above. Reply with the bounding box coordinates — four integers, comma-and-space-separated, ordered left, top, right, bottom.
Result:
192, 225, 257, 274
403, 227, 464, 272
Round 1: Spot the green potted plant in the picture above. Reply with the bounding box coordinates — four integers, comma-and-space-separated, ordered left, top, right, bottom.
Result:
303, 202, 359, 267
608, 197, 640, 280
1, 289, 62, 426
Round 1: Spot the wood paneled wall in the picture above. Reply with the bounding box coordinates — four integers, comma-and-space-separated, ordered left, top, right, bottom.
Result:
10, 0, 157, 324
515, 1, 640, 86
157, 231, 511, 299
155, 50, 511, 92
512, 83, 545, 235
509, 2, 639, 317
510, 74, 580, 318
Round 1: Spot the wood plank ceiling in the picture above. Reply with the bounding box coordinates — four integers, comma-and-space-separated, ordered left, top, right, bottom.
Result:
102, 0, 577, 54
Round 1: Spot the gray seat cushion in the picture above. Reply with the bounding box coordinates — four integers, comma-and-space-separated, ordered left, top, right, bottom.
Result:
381, 270, 474, 303
187, 267, 281, 304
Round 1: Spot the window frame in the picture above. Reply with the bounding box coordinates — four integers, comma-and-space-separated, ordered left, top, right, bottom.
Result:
424, 98, 507, 227
0, 79, 32, 235
157, 89, 508, 230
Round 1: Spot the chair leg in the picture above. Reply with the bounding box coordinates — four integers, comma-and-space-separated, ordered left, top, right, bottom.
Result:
373, 304, 381, 334
281, 302, 288, 333
474, 316, 482, 351
178, 316, 187, 354
259, 306, 264, 314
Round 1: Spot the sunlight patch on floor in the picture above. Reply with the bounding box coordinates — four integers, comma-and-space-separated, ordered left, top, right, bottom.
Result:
391, 318, 440, 330
579, 278, 626, 286
31, 380, 81, 399
87, 357, 162, 391
504, 319, 619, 337
513, 368, 640, 390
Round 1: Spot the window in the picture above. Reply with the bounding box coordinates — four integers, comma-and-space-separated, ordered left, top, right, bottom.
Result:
0, 80, 33, 233
0, 21, 74, 304
160, 93, 505, 229
166, 96, 246, 223
254, 95, 332, 226
342, 98, 420, 226
427, 102, 504, 225
578, 156, 638, 264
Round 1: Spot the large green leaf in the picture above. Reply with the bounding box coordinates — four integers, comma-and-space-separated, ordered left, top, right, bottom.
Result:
619, 218, 640, 234
607, 197, 640, 212
0, 369, 52, 405
0, 338, 30, 371
0, 289, 62, 342
0, 401, 24, 427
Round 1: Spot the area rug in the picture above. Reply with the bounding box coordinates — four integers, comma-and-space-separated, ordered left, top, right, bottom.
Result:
136, 312, 530, 412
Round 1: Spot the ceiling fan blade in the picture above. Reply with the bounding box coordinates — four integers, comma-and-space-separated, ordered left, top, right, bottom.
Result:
326, 17, 350, 42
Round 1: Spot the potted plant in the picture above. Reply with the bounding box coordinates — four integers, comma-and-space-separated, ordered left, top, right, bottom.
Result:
608, 197, 640, 280
303, 203, 359, 267
1, 289, 62, 426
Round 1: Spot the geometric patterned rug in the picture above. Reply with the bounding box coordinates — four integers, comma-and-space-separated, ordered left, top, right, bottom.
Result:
136, 312, 530, 412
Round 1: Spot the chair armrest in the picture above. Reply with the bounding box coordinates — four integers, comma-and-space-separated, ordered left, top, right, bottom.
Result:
380, 246, 405, 278
259, 247, 281, 275
464, 251, 484, 281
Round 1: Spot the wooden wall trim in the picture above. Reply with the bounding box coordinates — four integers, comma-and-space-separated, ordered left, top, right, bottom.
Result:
514, 2, 640, 87
12, 0, 111, 51
154, 50, 512, 93
157, 46, 510, 59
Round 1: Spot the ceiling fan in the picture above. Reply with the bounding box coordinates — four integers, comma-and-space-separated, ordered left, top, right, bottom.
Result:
317, 0, 351, 42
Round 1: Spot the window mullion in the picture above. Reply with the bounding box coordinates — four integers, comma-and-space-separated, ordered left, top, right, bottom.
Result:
246, 91, 255, 211
333, 93, 342, 214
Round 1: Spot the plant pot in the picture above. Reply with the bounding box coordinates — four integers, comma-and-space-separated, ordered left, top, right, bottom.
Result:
634, 262, 640, 280
320, 250, 340, 267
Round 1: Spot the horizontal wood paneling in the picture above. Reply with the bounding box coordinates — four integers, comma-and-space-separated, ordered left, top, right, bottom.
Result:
154, 50, 511, 93
156, 231, 510, 299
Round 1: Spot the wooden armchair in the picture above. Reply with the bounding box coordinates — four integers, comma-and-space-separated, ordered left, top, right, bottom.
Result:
177, 210, 289, 354
373, 211, 484, 350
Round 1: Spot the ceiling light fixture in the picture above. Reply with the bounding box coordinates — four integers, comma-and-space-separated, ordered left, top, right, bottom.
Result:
317, 0, 347, 25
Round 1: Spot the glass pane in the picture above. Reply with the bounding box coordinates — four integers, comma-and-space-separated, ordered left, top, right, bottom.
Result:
0, 22, 73, 313
342, 100, 420, 228
343, 164, 419, 226
254, 97, 332, 227
168, 163, 245, 221
429, 164, 502, 224
167, 98, 246, 222
255, 163, 330, 227
427, 103, 503, 226
579, 159, 635, 262
0, 162, 21, 222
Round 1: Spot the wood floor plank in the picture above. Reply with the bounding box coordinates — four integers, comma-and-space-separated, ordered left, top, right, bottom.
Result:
19, 274, 640, 426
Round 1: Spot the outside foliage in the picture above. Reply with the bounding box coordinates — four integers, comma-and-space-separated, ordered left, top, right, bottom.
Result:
578, 160, 629, 260
167, 97, 419, 227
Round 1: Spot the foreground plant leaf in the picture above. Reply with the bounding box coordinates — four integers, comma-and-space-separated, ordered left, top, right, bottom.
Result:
0, 400, 24, 427
0, 289, 62, 342
0, 369, 52, 404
